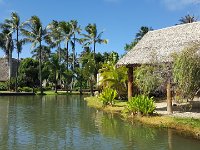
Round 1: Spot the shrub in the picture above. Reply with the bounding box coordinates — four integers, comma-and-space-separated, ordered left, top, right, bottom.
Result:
99, 88, 117, 106
5, 77, 16, 91
18, 87, 33, 92
134, 65, 164, 95
126, 95, 156, 116
0, 82, 7, 91
173, 45, 200, 100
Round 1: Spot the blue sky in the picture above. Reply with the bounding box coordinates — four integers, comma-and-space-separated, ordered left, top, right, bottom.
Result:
0, 0, 200, 58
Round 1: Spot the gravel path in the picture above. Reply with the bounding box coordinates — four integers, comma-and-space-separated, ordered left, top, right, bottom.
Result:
155, 99, 200, 119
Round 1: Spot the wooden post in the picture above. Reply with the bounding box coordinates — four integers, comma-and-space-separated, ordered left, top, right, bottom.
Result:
167, 79, 173, 114
128, 67, 133, 101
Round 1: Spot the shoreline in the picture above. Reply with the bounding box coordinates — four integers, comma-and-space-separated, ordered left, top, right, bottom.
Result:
84, 96, 200, 140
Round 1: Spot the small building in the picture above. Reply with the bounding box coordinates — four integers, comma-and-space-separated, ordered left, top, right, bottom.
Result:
117, 22, 200, 113
0, 57, 18, 82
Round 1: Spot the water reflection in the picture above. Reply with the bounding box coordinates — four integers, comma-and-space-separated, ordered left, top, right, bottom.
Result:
0, 95, 200, 150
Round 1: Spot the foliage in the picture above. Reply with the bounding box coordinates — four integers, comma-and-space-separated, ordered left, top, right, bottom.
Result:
126, 95, 156, 116
6, 77, 16, 91
99, 88, 117, 106
124, 26, 153, 52
173, 45, 200, 100
134, 65, 164, 95
18, 58, 39, 88
179, 14, 198, 24
99, 62, 127, 99
0, 82, 7, 91
18, 86, 33, 92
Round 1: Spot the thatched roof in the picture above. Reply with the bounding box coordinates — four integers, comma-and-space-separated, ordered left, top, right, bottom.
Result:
0, 57, 18, 82
117, 22, 200, 66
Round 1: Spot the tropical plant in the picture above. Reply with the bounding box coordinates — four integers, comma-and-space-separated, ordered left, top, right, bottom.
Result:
179, 14, 198, 24
82, 23, 108, 64
0, 28, 14, 89
58, 21, 73, 70
47, 53, 64, 93
0, 12, 22, 91
99, 88, 117, 106
126, 95, 156, 116
70, 20, 81, 70
46, 20, 62, 62
80, 48, 96, 96
135, 26, 152, 42
31, 45, 51, 62
21, 16, 46, 94
173, 45, 200, 100
0, 82, 8, 91
99, 62, 128, 99
124, 26, 152, 52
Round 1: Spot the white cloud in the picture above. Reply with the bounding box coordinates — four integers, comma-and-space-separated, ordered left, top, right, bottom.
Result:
162, 0, 200, 10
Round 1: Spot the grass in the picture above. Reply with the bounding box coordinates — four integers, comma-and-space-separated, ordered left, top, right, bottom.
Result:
85, 96, 200, 139
84, 96, 127, 113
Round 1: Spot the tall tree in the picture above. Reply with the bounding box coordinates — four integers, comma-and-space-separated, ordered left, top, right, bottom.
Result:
0, 28, 14, 87
21, 16, 46, 94
46, 20, 62, 63
59, 21, 73, 70
47, 53, 60, 93
135, 26, 153, 42
82, 23, 108, 63
179, 14, 198, 24
31, 45, 51, 62
124, 26, 152, 52
70, 20, 81, 70
1, 12, 22, 91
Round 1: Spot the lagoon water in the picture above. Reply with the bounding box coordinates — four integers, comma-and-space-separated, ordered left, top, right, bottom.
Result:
0, 95, 200, 150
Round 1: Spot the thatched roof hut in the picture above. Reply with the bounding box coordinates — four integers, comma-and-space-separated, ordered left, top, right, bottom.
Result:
117, 22, 200, 113
117, 22, 200, 66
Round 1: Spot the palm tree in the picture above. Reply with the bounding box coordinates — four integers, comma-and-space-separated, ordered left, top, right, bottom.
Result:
124, 26, 152, 52
46, 20, 62, 62
0, 29, 14, 90
0, 12, 22, 91
58, 21, 73, 70
70, 20, 81, 70
21, 16, 46, 94
179, 14, 198, 24
135, 26, 153, 42
31, 45, 51, 62
47, 53, 60, 93
82, 23, 108, 63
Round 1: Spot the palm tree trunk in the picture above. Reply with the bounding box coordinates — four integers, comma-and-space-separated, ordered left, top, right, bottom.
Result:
93, 41, 97, 83
73, 34, 76, 70
39, 40, 43, 94
93, 40, 96, 62
15, 29, 19, 92
66, 41, 69, 70
90, 79, 94, 96
58, 43, 61, 87
55, 70, 57, 93
8, 47, 12, 91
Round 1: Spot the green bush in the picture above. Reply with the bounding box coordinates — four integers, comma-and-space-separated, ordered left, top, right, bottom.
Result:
18, 87, 33, 92
126, 95, 156, 116
0, 82, 7, 91
173, 45, 200, 100
99, 88, 117, 106
5, 77, 16, 91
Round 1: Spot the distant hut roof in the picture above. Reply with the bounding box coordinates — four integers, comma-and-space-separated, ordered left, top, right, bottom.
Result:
117, 22, 200, 66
